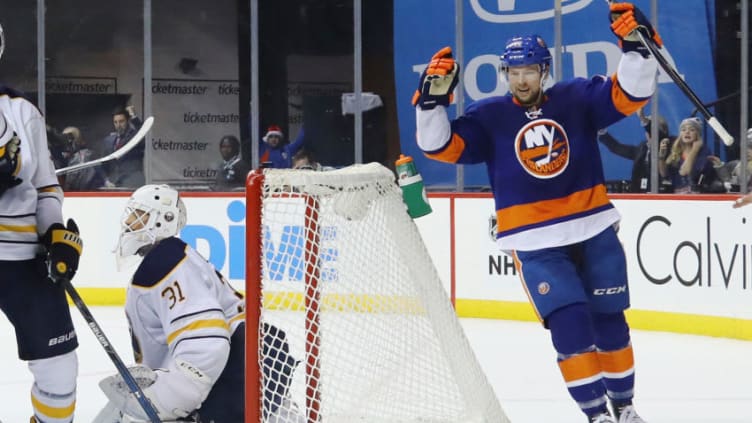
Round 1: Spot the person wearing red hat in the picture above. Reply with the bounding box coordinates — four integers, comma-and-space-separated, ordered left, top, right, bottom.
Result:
260, 125, 306, 168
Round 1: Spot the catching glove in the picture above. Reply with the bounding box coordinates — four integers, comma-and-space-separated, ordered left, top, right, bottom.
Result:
412, 47, 460, 110
42, 218, 83, 282
609, 2, 663, 57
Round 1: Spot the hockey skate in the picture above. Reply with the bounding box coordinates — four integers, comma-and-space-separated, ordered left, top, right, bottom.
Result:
614, 404, 647, 423
589, 411, 617, 423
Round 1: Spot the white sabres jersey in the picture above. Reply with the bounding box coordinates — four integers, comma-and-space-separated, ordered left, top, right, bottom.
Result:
0, 86, 62, 260
125, 237, 245, 375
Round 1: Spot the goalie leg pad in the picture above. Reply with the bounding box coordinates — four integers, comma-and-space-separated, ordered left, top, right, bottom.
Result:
28, 351, 78, 423
92, 401, 123, 423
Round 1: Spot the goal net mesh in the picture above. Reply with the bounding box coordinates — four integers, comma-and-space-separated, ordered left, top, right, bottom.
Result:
245, 163, 508, 423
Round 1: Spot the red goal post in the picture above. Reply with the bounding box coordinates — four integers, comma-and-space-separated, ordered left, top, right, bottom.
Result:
245, 163, 508, 423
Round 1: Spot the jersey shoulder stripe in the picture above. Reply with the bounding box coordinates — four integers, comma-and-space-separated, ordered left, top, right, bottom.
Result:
132, 237, 187, 288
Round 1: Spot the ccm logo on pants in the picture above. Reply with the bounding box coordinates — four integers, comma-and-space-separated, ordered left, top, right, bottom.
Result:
593, 286, 627, 296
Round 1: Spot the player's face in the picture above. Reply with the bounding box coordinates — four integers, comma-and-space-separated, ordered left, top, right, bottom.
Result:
507, 64, 544, 107
124, 209, 149, 232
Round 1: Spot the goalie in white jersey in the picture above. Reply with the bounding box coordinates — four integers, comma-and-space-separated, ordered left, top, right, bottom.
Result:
96, 184, 245, 422
96, 184, 303, 423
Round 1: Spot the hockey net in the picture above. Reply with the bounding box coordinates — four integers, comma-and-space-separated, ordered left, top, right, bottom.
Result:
245, 163, 509, 423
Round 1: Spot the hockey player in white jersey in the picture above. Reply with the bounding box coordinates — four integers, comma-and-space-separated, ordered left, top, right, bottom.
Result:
0, 83, 83, 420
96, 184, 303, 422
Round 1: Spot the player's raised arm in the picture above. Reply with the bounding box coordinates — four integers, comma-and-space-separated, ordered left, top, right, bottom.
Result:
592, 2, 660, 129
413, 47, 461, 157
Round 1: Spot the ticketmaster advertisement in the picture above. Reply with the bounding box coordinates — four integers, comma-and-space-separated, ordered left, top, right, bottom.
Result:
149, 79, 241, 187
393, 0, 717, 186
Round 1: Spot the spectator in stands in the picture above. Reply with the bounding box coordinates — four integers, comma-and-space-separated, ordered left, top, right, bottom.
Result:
46, 124, 71, 171
728, 128, 752, 191
62, 126, 106, 191
733, 136, 752, 206
101, 105, 144, 188
260, 125, 305, 168
214, 135, 250, 191
658, 117, 719, 193
292, 148, 329, 171
598, 108, 671, 192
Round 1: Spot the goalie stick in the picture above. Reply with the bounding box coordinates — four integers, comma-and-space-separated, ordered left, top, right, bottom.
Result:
61, 278, 162, 422
606, 1, 735, 146
55, 116, 155, 176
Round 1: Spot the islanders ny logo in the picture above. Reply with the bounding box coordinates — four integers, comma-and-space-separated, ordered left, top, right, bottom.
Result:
515, 118, 569, 178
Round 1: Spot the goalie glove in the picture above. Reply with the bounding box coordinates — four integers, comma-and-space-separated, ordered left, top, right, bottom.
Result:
412, 46, 460, 110
42, 218, 83, 283
609, 2, 663, 58
100, 360, 213, 422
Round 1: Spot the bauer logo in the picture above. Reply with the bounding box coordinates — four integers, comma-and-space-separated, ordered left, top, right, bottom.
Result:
469, 0, 592, 23
515, 119, 570, 179
180, 199, 339, 283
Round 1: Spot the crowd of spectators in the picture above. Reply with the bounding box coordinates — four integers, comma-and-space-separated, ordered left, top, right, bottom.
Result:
46, 105, 750, 194
599, 108, 748, 195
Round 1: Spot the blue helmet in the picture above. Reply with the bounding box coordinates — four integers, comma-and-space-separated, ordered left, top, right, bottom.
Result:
499, 35, 552, 73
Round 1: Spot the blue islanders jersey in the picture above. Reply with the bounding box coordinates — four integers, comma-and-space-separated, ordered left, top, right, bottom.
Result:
416, 52, 657, 251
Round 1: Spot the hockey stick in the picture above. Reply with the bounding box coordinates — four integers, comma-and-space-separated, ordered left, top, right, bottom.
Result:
0, 24, 5, 61
606, 1, 735, 146
61, 278, 162, 422
55, 116, 154, 176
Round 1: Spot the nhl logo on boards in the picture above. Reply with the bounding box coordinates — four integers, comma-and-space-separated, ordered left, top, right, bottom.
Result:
515, 118, 569, 179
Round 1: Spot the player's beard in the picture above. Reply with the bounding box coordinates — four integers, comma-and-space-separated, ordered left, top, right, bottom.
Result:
513, 86, 543, 108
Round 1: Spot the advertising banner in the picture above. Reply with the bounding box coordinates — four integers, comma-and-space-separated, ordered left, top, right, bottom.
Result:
66, 193, 750, 329
149, 79, 241, 188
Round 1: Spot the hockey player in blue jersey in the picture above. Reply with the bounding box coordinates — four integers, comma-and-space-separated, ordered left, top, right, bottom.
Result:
413, 3, 659, 423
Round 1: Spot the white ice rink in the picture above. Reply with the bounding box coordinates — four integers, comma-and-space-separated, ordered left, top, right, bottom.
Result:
0, 307, 750, 422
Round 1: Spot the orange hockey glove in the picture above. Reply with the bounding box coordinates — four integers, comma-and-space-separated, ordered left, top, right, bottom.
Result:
412, 47, 460, 110
609, 2, 663, 57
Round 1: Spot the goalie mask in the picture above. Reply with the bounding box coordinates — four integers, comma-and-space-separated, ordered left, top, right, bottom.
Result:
116, 184, 187, 258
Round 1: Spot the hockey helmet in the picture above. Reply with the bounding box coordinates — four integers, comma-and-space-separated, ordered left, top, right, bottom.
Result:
116, 184, 187, 258
499, 35, 552, 74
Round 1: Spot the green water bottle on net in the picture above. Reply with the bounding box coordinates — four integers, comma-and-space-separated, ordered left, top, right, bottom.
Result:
395, 154, 432, 218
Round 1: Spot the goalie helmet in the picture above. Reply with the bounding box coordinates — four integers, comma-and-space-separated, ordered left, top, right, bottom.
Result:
499, 34, 552, 79
116, 184, 187, 258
